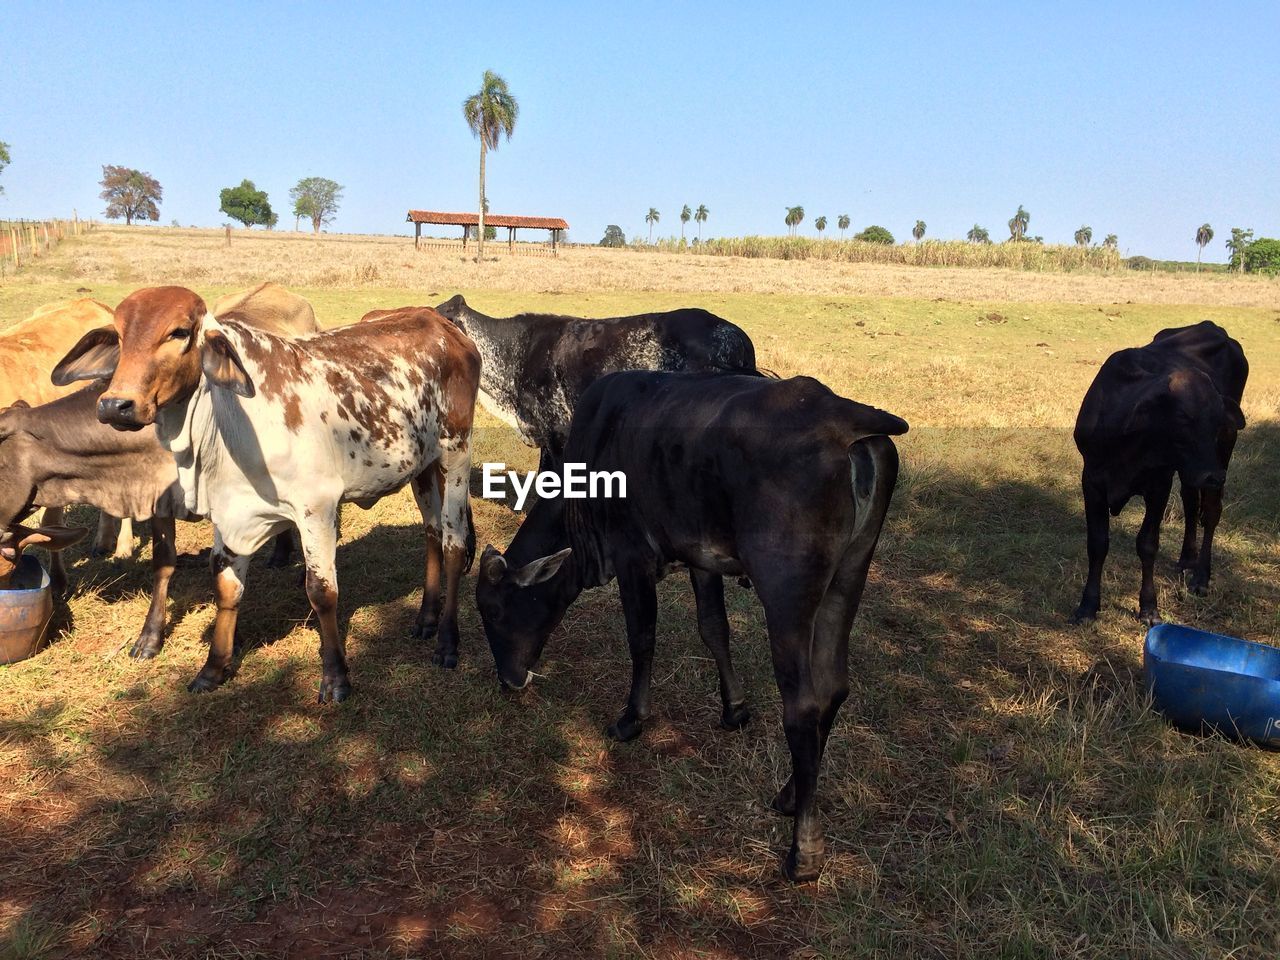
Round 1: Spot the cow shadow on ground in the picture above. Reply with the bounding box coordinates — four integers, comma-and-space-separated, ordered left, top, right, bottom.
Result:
2, 424, 1278, 957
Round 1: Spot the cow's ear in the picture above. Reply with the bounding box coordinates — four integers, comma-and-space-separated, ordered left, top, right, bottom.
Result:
1224, 396, 1246, 430
480, 544, 507, 584
202, 330, 255, 398
51, 325, 120, 385
1122, 382, 1169, 435
511, 547, 572, 587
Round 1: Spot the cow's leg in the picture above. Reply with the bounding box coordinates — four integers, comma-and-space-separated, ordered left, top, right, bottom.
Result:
1188, 487, 1223, 596
265, 529, 296, 568
131, 514, 176, 659
189, 535, 250, 693
688, 568, 750, 730
607, 560, 659, 742
1070, 473, 1110, 625
1136, 474, 1173, 625
114, 517, 134, 559
91, 511, 118, 558
437, 445, 473, 668
758, 587, 826, 883
1188, 429, 1237, 595
43, 506, 68, 595
409, 461, 445, 645
1177, 479, 1200, 572
298, 507, 351, 703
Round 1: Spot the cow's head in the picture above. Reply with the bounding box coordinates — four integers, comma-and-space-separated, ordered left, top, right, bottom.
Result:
475, 543, 573, 689
433, 294, 471, 330
52, 286, 254, 431
0, 524, 87, 587
1127, 369, 1245, 490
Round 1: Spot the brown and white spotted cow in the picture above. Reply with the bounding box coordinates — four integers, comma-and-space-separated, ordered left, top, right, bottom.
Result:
53, 286, 481, 701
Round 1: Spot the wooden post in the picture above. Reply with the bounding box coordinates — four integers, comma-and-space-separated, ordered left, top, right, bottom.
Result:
551, 229, 559, 257
462, 225, 468, 251
11, 228, 19, 267
508, 226, 514, 252
224, 225, 231, 247
414, 221, 421, 250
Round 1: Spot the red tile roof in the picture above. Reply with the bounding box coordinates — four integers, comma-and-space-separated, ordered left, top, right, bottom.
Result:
407, 210, 568, 231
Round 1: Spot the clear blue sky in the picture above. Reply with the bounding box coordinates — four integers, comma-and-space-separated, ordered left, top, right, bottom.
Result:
2, 2, 1276, 260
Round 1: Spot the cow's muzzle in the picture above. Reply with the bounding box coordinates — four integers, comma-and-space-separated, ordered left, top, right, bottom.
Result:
97, 395, 147, 431
1195, 469, 1227, 491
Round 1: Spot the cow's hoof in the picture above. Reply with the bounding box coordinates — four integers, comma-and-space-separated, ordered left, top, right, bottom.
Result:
89, 544, 110, 560
411, 620, 439, 642
770, 781, 797, 817
721, 701, 751, 731
1187, 577, 1210, 597
129, 634, 163, 659
1069, 607, 1098, 626
1137, 608, 1162, 627
317, 675, 352, 703
606, 711, 646, 742
431, 651, 458, 669
782, 845, 824, 884
1176, 555, 1198, 573
187, 670, 225, 693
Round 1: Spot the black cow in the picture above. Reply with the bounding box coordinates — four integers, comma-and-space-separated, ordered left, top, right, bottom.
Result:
434, 295, 758, 467
475, 371, 908, 882
1071, 320, 1248, 625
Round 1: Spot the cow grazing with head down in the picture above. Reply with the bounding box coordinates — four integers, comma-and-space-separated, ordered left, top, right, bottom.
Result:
434, 295, 758, 467
476, 371, 908, 882
1071, 320, 1248, 626
1, 297, 135, 566
53, 286, 480, 700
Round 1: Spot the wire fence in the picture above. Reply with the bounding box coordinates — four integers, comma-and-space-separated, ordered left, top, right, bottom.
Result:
0, 216, 95, 277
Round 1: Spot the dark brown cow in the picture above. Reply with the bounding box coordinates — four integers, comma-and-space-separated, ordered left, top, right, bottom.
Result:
1071, 320, 1248, 625
53, 287, 480, 700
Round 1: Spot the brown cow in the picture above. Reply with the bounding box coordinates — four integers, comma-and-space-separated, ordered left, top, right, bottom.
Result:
54, 286, 480, 700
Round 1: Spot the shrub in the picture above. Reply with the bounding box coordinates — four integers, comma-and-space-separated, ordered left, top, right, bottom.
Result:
599, 224, 625, 248
1126, 256, 1154, 271
1244, 238, 1280, 275
854, 225, 895, 244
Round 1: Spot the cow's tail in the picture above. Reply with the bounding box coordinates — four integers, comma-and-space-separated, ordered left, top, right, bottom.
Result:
463, 499, 476, 573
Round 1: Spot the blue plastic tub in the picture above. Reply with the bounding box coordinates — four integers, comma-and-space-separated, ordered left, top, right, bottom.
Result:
1144, 623, 1280, 746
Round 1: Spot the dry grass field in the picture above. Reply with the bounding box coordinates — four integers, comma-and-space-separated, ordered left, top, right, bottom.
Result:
1, 227, 1279, 959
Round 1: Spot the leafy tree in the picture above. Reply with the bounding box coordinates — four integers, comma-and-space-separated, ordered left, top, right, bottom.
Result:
463, 70, 519, 260
966, 224, 990, 244
599, 224, 626, 247
694, 204, 709, 241
784, 205, 804, 236
1007, 204, 1030, 241
100, 165, 162, 225
837, 214, 850, 239
1226, 227, 1253, 272
912, 220, 926, 243
680, 204, 691, 241
1243, 237, 1280, 275
1103, 234, 1118, 249
1074, 225, 1093, 246
645, 207, 660, 242
1195, 223, 1214, 271
0, 141, 9, 196
855, 225, 894, 244
289, 177, 343, 234
219, 179, 273, 228
815, 215, 827, 238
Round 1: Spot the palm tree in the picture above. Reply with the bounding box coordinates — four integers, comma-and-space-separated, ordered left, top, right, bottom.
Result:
1103, 234, 1118, 249
645, 207, 660, 243
680, 204, 691, 241
1007, 204, 1030, 241
694, 204, 709, 241
967, 224, 990, 244
463, 70, 519, 261
837, 214, 850, 239
784, 206, 804, 236
1074, 225, 1093, 246
912, 220, 926, 243
815, 215, 827, 238
1195, 223, 1214, 271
